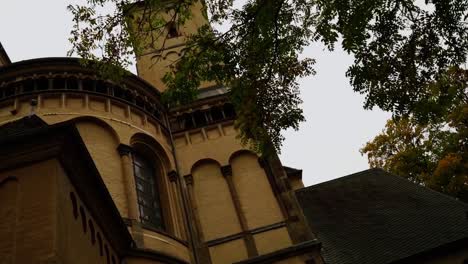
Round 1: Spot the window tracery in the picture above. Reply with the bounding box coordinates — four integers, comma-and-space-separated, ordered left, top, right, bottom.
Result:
133, 152, 165, 230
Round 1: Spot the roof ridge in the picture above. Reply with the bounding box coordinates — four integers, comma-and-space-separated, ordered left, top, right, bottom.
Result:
296, 167, 384, 193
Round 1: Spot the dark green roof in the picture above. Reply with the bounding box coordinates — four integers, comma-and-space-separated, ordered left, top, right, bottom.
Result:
296, 168, 468, 264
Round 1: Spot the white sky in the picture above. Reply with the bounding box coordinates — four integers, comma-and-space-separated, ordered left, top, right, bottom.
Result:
0, 0, 390, 186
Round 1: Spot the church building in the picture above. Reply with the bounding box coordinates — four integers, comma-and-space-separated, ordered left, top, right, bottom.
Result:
0, 2, 467, 264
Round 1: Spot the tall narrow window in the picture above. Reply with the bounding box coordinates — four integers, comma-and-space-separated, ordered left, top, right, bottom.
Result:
133, 153, 165, 230
167, 22, 179, 38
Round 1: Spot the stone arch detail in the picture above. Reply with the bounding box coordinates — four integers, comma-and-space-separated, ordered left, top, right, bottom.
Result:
129, 132, 180, 234
190, 158, 222, 174
73, 117, 127, 217
228, 149, 258, 164
69, 116, 121, 143
190, 159, 242, 241
130, 132, 172, 170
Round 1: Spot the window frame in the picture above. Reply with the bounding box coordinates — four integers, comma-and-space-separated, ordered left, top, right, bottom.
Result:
132, 152, 166, 231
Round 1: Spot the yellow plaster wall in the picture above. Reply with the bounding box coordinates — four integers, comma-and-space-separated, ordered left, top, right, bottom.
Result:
0, 94, 177, 219
192, 161, 242, 241
0, 178, 18, 263
55, 161, 119, 264
209, 239, 249, 264
0, 95, 190, 259
174, 123, 249, 176
0, 160, 58, 263
253, 227, 292, 255
230, 152, 284, 229
75, 121, 128, 217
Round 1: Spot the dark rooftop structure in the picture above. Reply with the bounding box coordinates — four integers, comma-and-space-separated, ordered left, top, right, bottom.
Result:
296, 168, 468, 264
0, 42, 11, 66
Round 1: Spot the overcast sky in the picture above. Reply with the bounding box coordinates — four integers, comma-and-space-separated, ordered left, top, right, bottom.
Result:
0, 0, 390, 186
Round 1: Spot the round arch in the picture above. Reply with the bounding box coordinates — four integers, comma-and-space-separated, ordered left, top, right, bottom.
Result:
228, 149, 259, 164
130, 132, 172, 170
190, 158, 222, 175
69, 116, 121, 143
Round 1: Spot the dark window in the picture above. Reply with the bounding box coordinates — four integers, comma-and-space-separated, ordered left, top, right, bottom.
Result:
23, 79, 35, 93
223, 103, 236, 119
181, 113, 194, 130
135, 96, 145, 108
170, 117, 181, 131
68, 78, 79, 90
95, 80, 108, 94
133, 153, 165, 230
210, 106, 224, 121
153, 108, 162, 121
124, 89, 134, 102
37, 78, 49, 91
82, 79, 95, 92
113, 86, 124, 99
53, 78, 66, 90
4, 84, 16, 97
167, 22, 179, 38
193, 110, 207, 127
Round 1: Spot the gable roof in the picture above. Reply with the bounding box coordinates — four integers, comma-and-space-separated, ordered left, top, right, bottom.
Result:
296, 168, 468, 264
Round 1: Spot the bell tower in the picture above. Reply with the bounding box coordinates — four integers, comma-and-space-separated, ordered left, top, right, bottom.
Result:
128, 1, 211, 92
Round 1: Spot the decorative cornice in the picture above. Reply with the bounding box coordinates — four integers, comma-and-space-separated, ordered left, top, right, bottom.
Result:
117, 144, 133, 156
221, 165, 232, 177
167, 170, 178, 182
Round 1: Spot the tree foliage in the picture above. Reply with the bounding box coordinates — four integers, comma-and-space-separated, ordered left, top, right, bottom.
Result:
68, 0, 315, 154
362, 68, 468, 201
68, 0, 468, 156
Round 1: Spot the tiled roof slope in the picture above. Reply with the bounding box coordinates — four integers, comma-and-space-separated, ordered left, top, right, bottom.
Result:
296, 168, 468, 264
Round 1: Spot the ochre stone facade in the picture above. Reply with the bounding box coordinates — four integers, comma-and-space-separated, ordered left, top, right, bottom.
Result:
3, 2, 466, 264
0, 2, 321, 263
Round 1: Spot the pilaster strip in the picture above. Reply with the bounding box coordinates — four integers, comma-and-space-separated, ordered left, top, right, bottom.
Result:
263, 154, 316, 243
116, 144, 139, 221
183, 174, 213, 264
221, 165, 259, 257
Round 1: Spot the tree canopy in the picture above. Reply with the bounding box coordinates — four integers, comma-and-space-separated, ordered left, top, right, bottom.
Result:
362, 68, 467, 201
68, 0, 468, 156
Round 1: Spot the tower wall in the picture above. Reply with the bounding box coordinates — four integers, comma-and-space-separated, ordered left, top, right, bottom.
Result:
128, 1, 215, 92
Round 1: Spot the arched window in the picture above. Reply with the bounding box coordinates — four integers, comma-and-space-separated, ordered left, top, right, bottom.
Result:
133, 153, 165, 230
